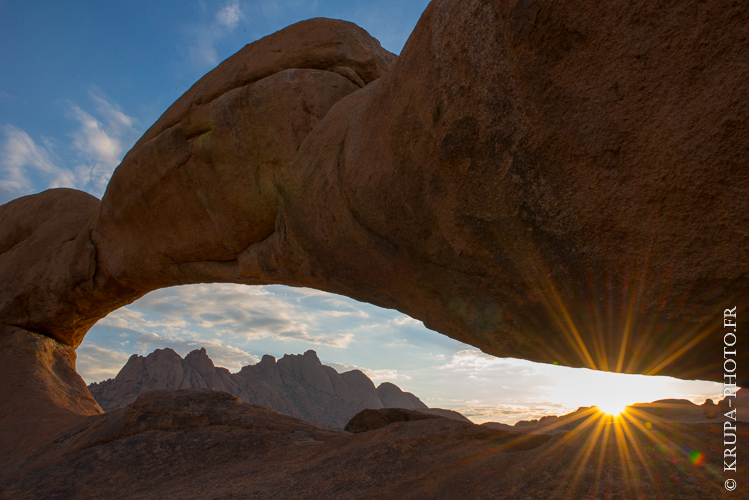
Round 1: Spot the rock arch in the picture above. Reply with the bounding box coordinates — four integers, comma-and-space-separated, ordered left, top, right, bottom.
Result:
2, 1, 748, 396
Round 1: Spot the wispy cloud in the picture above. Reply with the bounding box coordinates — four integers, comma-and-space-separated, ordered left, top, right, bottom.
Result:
450, 404, 572, 425
67, 90, 140, 195
216, 1, 242, 30
76, 344, 131, 383
0, 89, 23, 105
438, 349, 528, 374
0, 91, 139, 204
391, 315, 421, 327
187, 1, 245, 67
90, 283, 361, 372
327, 362, 412, 383
277, 329, 354, 347
97, 306, 188, 335
127, 284, 359, 347
0, 125, 75, 204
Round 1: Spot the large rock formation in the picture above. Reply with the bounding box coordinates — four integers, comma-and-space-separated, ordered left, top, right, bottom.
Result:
88, 347, 427, 429
1, 3, 747, 386
1, 5, 746, 387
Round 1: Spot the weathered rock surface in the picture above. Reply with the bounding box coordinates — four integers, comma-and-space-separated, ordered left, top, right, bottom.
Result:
1, 5, 747, 384
0, 328, 103, 471
1, 387, 738, 500
88, 347, 428, 429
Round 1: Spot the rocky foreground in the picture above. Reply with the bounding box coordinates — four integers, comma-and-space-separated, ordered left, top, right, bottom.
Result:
1, 388, 742, 500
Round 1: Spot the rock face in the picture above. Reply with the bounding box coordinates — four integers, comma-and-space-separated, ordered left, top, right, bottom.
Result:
88, 347, 427, 429
0, 7, 747, 385
0, 328, 103, 471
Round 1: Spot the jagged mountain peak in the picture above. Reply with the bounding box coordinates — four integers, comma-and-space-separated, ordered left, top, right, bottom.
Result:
89, 347, 427, 429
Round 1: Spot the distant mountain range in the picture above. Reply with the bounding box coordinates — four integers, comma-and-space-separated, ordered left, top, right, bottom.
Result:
88, 348, 429, 429
482, 389, 749, 434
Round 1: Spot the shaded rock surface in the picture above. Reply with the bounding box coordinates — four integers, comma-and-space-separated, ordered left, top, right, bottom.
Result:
88, 347, 428, 429
1, 388, 738, 500
0, 5, 745, 385
416, 407, 473, 423
344, 408, 446, 433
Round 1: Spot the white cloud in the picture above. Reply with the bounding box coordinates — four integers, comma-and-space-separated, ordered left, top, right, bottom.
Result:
0, 125, 76, 204
216, 1, 242, 29
127, 283, 359, 347
362, 368, 412, 382
67, 90, 140, 196
97, 306, 188, 335
391, 315, 421, 327
76, 343, 131, 384
327, 362, 412, 383
0, 92, 139, 204
277, 329, 354, 348
325, 362, 413, 385
188, 1, 244, 67
89, 284, 364, 382
69, 106, 121, 162
452, 404, 571, 425
438, 349, 523, 374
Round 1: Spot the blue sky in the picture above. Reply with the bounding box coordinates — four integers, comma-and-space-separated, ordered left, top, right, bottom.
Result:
0, 0, 724, 423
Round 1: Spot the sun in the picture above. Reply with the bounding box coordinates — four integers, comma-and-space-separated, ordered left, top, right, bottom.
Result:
597, 402, 627, 418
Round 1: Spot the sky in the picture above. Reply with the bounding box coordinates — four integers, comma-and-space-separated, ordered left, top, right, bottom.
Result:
0, 0, 725, 424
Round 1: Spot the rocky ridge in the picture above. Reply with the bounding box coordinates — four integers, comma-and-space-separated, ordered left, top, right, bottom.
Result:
88, 347, 427, 429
